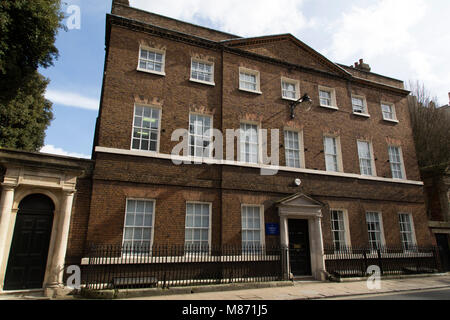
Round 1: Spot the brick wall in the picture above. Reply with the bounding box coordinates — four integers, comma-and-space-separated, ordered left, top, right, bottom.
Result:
80, 7, 435, 255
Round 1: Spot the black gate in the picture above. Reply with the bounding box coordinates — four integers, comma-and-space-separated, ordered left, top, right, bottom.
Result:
4, 194, 54, 290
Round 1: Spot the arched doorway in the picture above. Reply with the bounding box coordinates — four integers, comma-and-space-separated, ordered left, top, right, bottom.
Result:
3, 194, 55, 290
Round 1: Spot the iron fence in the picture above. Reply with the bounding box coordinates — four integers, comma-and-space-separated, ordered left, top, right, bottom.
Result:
81, 244, 286, 290
324, 245, 441, 278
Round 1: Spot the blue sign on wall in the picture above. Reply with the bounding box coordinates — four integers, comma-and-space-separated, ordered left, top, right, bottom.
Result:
265, 223, 280, 236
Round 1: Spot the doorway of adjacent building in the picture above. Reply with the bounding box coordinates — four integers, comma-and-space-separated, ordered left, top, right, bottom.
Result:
3, 194, 54, 290
288, 219, 311, 276
435, 233, 450, 272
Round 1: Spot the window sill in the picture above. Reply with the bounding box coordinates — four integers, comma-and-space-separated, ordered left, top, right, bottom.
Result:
352, 112, 370, 118
383, 118, 399, 124
239, 88, 262, 95
320, 104, 339, 110
282, 96, 300, 102
137, 68, 166, 76
189, 78, 215, 86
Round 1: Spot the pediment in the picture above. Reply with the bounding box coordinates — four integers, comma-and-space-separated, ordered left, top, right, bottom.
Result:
276, 192, 323, 208
223, 35, 350, 77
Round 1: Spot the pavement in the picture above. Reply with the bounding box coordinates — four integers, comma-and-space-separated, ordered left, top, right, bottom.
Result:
0, 274, 449, 300
124, 274, 450, 300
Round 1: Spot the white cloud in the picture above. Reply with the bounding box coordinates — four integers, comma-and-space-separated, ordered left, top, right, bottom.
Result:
328, 0, 427, 61
45, 90, 99, 111
40, 145, 90, 159
130, 0, 314, 37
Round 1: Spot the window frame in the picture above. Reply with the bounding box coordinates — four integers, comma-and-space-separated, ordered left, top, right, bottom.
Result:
281, 77, 300, 101
365, 211, 386, 250
388, 145, 406, 180
351, 94, 370, 117
238, 121, 262, 164
323, 135, 343, 173
318, 85, 338, 110
130, 104, 162, 153
284, 128, 305, 169
137, 46, 166, 76
122, 198, 156, 254
241, 204, 265, 251
239, 67, 262, 94
357, 140, 377, 176
188, 113, 214, 158
330, 208, 351, 251
398, 213, 417, 252
190, 58, 215, 86
184, 201, 212, 253
381, 102, 398, 123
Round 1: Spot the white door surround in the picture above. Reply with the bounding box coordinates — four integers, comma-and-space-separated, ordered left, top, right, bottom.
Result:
0, 149, 92, 297
277, 193, 326, 281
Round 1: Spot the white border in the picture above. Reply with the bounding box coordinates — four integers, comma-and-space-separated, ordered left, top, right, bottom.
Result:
398, 212, 417, 249
122, 198, 156, 251
357, 140, 377, 177
185, 201, 212, 251
130, 103, 163, 154
330, 208, 352, 248
241, 204, 266, 248
323, 135, 344, 173
351, 94, 370, 117
318, 85, 338, 110
239, 67, 262, 94
281, 77, 300, 101
381, 102, 398, 123
189, 58, 215, 86
388, 145, 407, 180
188, 112, 214, 158
136, 46, 166, 76
283, 127, 306, 169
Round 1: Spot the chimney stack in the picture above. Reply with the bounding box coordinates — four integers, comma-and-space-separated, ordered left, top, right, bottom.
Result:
353, 58, 371, 72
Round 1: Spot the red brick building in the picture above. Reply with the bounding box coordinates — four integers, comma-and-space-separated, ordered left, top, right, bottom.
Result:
80, 0, 434, 277
0, 0, 438, 294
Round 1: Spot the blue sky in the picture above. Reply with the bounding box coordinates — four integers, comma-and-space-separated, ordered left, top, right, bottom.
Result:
40, 0, 450, 158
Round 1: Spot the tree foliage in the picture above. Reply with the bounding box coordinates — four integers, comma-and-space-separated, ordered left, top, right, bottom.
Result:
0, 0, 65, 151
407, 81, 450, 173
0, 71, 54, 151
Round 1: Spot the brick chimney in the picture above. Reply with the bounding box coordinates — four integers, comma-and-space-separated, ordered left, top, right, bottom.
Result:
353, 58, 371, 72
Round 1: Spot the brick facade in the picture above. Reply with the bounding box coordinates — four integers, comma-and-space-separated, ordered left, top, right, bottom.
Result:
68, 1, 436, 263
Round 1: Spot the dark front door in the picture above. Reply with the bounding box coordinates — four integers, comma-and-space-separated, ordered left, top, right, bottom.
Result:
288, 219, 311, 276
4, 194, 54, 290
436, 234, 450, 272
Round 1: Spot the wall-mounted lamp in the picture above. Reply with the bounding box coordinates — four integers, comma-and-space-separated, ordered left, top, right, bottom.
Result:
289, 93, 312, 119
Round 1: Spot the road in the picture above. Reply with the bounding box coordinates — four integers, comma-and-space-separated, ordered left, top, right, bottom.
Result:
326, 287, 450, 300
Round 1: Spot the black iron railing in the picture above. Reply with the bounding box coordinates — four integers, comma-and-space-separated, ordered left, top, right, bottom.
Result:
81, 244, 287, 290
324, 245, 441, 278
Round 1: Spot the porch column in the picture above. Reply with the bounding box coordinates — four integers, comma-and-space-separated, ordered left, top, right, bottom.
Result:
314, 216, 326, 280
0, 184, 16, 290
279, 215, 290, 279
46, 190, 75, 287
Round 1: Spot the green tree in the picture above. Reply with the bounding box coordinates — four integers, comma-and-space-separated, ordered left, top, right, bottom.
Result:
0, 72, 53, 151
407, 81, 450, 173
0, 0, 65, 151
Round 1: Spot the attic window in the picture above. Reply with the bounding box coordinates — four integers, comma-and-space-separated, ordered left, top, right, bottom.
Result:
239, 68, 261, 94
137, 46, 165, 76
281, 77, 300, 101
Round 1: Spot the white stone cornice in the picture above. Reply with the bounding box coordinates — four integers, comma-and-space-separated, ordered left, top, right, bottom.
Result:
95, 146, 425, 186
